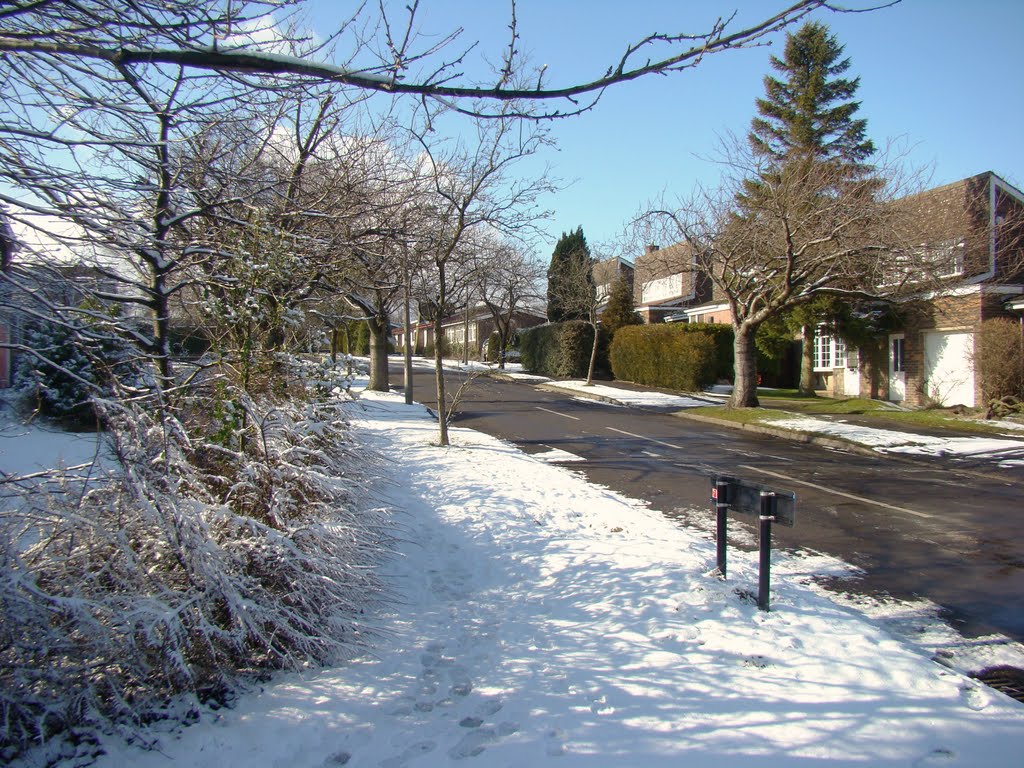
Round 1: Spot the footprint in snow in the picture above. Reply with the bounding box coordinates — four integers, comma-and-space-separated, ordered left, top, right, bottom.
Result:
447, 722, 520, 760
379, 740, 437, 768
913, 748, 956, 766
959, 684, 990, 711
458, 697, 504, 728
589, 693, 614, 715
545, 727, 567, 757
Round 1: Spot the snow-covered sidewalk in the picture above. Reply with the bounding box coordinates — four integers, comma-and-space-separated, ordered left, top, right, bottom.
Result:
92, 390, 1024, 767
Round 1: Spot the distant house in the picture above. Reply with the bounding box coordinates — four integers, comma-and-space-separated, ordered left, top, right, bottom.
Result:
632, 243, 711, 323
393, 306, 547, 357
0, 211, 145, 387
591, 256, 634, 312
816, 171, 1024, 407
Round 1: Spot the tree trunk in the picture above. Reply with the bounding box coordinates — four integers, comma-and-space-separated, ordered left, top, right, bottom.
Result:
585, 319, 599, 385
147, 263, 174, 390
798, 324, 816, 396
730, 323, 760, 407
497, 312, 511, 369
402, 256, 414, 404
433, 312, 449, 446
366, 316, 389, 392
330, 326, 341, 362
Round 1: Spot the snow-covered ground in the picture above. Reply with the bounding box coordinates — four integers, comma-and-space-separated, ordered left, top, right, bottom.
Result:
768, 416, 1024, 468
544, 379, 715, 409
90, 388, 1024, 768
0, 410, 109, 478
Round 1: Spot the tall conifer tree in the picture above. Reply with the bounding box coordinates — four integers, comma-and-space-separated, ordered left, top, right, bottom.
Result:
749, 21, 873, 168
547, 227, 592, 323
745, 21, 874, 394
601, 276, 641, 337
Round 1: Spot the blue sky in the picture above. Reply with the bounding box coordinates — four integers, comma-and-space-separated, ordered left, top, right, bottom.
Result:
316, 1, 1024, 256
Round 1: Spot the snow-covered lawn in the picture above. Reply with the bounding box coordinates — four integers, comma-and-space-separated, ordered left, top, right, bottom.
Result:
0, 412, 108, 477
92, 389, 1024, 768
767, 416, 1024, 467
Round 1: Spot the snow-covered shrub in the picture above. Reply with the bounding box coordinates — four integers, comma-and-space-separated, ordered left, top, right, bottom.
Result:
13, 317, 144, 427
0, 358, 388, 763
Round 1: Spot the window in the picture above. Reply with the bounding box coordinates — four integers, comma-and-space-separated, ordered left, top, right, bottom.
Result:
891, 336, 905, 373
846, 346, 860, 370
641, 273, 683, 303
813, 332, 831, 370
931, 239, 966, 278
814, 328, 847, 371
834, 337, 847, 368
883, 238, 965, 285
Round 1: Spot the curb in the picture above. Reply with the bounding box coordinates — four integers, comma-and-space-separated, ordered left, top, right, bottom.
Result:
672, 411, 883, 458
535, 382, 632, 407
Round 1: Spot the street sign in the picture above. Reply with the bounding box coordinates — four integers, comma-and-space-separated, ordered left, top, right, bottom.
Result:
714, 476, 796, 527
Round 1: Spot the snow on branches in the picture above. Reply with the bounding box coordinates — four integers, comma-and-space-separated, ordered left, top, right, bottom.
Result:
0, 357, 392, 763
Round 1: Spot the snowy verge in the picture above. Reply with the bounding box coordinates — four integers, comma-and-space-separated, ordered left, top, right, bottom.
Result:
768, 415, 1024, 466
94, 390, 1024, 768
544, 379, 714, 408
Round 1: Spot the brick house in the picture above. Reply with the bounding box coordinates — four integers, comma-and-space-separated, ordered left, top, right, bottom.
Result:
592, 256, 634, 313
620, 172, 1023, 407
815, 171, 1024, 407
393, 306, 546, 358
632, 243, 712, 323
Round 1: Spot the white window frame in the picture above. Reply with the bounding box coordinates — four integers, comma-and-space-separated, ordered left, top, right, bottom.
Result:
891, 336, 906, 373
813, 327, 848, 372
813, 332, 831, 371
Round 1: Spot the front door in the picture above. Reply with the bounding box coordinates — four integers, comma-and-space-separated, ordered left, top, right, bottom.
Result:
888, 334, 906, 402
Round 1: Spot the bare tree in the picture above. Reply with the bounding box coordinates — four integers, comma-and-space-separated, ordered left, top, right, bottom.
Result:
0, 2, 880, 118
645, 143, 922, 407
412, 108, 553, 445
474, 238, 545, 369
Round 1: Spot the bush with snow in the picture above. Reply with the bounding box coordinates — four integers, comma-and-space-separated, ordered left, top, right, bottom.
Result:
0, 357, 391, 764
13, 317, 145, 428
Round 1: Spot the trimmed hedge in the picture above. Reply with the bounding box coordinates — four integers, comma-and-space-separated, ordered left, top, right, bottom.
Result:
520, 321, 597, 378
610, 323, 729, 392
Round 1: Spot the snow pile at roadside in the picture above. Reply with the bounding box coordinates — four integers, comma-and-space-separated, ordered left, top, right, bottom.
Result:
546, 379, 714, 409
769, 415, 1024, 465
94, 390, 1024, 768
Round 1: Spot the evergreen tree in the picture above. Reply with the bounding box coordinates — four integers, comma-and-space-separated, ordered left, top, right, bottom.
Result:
749, 21, 873, 168
15, 317, 144, 427
600, 276, 641, 338
745, 21, 875, 395
547, 227, 592, 323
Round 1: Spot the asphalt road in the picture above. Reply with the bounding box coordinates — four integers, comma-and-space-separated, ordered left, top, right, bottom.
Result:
393, 363, 1024, 644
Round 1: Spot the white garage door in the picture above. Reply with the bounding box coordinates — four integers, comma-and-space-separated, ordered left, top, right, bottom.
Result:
924, 330, 975, 407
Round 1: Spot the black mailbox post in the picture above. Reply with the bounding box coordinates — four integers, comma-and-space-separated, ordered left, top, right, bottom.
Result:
710, 475, 796, 611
